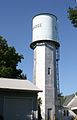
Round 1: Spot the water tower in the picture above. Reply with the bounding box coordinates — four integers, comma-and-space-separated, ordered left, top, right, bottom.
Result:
30, 13, 60, 120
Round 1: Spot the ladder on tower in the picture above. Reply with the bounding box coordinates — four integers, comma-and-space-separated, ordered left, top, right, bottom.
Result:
56, 48, 60, 95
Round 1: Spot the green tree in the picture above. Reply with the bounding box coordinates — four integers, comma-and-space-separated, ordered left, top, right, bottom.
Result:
38, 97, 42, 120
0, 36, 27, 79
67, 6, 77, 27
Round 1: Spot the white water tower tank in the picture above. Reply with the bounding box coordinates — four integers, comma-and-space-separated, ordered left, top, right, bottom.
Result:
32, 13, 58, 43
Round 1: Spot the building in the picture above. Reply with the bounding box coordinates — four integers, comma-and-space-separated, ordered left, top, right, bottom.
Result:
30, 13, 60, 120
63, 93, 77, 120
58, 93, 77, 120
0, 78, 42, 120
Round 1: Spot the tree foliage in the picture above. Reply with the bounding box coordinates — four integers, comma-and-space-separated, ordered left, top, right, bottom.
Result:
38, 97, 42, 120
38, 97, 42, 106
58, 93, 66, 106
0, 36, 27, 79
68, 7, 77, 27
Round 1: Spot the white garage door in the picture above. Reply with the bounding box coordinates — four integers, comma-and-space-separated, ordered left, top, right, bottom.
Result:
4, 97, 33, 120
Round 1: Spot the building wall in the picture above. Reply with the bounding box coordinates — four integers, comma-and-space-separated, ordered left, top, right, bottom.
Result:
0, 90, 38, 120
58, 108, 74, 120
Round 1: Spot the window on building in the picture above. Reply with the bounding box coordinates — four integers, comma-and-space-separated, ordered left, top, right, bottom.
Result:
48, 68, 51, 75
64, 110, 66, 116
67, 110, 69, 116
63, 110, 69, 116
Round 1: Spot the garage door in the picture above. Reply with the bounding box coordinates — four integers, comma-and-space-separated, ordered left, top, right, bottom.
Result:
4, 97, 33, 120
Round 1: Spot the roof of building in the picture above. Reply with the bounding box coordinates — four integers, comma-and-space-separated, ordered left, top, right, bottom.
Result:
0, 78, 42, 92
63, 94, 75, 106
63, 93, 77, 108
70, 96, 77, 109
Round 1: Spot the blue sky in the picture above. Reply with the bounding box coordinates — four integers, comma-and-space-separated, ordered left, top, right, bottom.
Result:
0, 0, 77, 95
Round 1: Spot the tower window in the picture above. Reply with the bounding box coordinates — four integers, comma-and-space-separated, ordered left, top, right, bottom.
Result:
48, 68, 51, 75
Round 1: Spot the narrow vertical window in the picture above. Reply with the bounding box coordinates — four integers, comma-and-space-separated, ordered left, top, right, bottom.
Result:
67, 110, 69, 116
48, 68, 51, 75
64, 110, 66, 116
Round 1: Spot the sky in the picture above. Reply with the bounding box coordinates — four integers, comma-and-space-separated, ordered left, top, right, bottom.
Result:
0, 0, 77, 95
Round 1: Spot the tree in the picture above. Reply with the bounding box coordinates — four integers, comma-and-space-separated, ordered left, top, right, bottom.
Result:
0, 36, 27, 79
38, 97, 42, 120
67, 7, 77, 27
